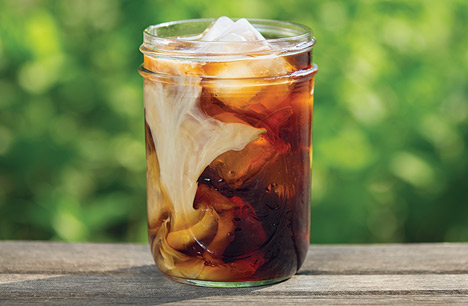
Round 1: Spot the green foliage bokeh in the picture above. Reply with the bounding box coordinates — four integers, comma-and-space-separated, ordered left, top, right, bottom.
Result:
0, 0, 467, 243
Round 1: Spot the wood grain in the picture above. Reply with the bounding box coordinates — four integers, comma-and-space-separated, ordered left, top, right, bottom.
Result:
0, 241, 467, 305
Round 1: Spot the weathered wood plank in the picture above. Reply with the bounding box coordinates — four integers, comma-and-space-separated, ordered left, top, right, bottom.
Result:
301, 243, 468, 275
161, 295, 468, 306
0, 241, 153, 274
0, 241, 467, 305
1, 241, 467, 274
1, 272, 468, 305
2, 273, 468, 293
2, 295, 468, 306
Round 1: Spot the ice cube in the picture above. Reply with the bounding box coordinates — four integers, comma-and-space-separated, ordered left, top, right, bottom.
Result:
210, 134, 278, 189
201, 16, 235, 41
195, 184, 237, 212
214, 18, 265, 42
199, 17, 293, 111
144, 55, 203, 76
202, 55, 293, 110
200, 18, 268, 54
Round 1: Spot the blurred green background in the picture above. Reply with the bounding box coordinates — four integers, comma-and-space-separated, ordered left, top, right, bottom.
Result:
0, 0, 467, 244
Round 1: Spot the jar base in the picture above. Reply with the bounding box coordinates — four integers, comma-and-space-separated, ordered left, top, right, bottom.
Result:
168, 275, 291, 288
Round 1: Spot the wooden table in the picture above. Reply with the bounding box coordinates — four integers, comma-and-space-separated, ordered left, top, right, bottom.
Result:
0, 241, 467, 305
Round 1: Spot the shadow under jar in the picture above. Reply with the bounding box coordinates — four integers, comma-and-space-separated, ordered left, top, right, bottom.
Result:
139, 18, 317, 287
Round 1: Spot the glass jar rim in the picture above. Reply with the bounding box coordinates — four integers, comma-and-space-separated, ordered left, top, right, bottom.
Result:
140, 18, 316, 60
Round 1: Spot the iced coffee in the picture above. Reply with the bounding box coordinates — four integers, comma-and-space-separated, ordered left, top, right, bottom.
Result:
139, 17, 317, 287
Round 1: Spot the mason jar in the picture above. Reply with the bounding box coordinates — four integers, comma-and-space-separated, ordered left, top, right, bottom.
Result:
139, 18, 317, 287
